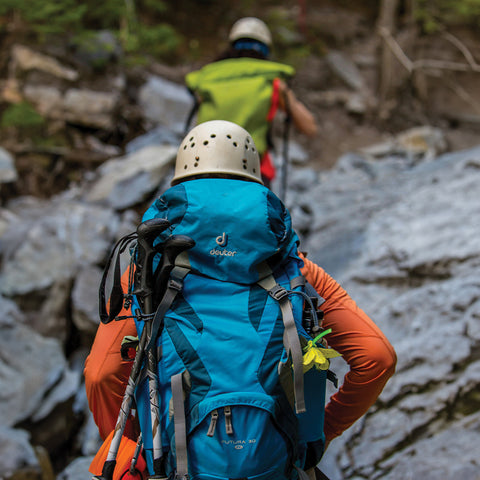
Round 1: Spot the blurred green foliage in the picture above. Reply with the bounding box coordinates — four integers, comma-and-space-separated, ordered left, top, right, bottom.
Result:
1, 102, 45, 128
414, 0, 480, 33
0, 0, 181, 61
0, 0, 86, 37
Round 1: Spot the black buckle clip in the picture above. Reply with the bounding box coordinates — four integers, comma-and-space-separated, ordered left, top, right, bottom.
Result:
268, 285, 289, 302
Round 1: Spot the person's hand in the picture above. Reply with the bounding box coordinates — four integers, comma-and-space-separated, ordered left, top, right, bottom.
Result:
277, 79, 317, 136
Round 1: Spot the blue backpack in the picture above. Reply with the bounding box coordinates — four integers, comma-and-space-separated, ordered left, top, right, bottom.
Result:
132, 178, 334, 480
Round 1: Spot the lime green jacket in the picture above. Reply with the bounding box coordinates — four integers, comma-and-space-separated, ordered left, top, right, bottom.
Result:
185, 58, 295, 154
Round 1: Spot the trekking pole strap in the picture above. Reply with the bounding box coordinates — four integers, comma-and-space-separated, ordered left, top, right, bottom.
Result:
99, 232, 137, 323
171, 372, 189, 479
257, 273, 306, 414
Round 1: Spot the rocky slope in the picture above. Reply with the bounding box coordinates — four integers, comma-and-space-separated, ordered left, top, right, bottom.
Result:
1, 28, 480, 480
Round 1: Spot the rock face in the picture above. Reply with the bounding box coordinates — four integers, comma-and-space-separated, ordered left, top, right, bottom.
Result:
0, 44, 479, 480
302, 147, 480, 479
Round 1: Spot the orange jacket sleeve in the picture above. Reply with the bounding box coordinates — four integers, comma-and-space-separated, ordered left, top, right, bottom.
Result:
299, 253, 396, 443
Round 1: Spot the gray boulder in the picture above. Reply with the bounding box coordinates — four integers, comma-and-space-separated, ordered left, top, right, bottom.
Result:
0, 147, 17, 183
0, 195, 120, 297
84, 144, 176, 210
0, 427, 41, 478
138, 75, 193, 133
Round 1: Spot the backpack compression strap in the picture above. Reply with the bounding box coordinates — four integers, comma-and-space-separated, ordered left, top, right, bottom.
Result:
257, 269, 306, 414
147, 251, 191, 352
171, 371, 189, 480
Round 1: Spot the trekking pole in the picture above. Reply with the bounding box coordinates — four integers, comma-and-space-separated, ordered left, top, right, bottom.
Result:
142, 234, 195, 480
183, 89, 200, 136
128, 433, 143, 477
93, 218, 171, 480
279, 91, 292, 203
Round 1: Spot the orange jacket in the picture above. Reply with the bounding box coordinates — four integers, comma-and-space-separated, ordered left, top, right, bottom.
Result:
84, 269, 139, 442
299, 253, 396, 442
84, 254, 396, 457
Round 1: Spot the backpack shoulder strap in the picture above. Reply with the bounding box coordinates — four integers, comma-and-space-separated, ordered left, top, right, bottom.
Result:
257, 264, 306, 414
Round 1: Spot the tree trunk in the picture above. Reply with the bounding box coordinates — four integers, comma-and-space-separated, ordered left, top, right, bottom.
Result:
377, 0, 401, 115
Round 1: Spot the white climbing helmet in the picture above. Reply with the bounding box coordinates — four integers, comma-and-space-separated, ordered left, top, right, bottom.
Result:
228, 17, 272, 47
172, 120, 263, 185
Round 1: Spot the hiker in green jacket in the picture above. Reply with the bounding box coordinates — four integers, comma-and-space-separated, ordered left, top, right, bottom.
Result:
185, 17, 317, 188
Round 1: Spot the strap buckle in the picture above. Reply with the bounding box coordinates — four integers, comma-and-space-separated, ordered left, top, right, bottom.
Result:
268, 285, 289, 302
174, 475, 190, 480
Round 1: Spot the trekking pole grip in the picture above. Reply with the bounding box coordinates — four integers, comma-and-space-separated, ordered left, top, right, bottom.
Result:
135, 218, 171, 313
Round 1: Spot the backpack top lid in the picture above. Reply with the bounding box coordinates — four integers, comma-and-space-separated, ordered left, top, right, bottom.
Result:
142, 178, 301, 284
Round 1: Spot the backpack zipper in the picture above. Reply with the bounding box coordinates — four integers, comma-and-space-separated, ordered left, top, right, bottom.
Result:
224, 406, 233, 435
207, 409, 219, 437
206, 407, 234, 436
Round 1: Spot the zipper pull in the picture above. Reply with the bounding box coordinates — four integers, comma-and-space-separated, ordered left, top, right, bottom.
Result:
207, 409, 219, 437
224, 406, 233, 435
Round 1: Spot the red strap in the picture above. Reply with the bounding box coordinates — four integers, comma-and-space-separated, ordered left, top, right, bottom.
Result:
261, 77, 282, 183
260, 151, 276, 182
267, 78, 281, 121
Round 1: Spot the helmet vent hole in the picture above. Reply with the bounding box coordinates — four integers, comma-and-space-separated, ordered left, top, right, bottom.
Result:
210, 134, 216, 138
233, 142, 238, 147
227, 134, 232, 139
183, 145, 187, 150
195, 156, 200, 160
203, 141, 208, 145
243, 165, 247, 170
184, 165, 188, 170
189, 137, 194, 141
194, 162, 199, 167
190, 143, 195, 147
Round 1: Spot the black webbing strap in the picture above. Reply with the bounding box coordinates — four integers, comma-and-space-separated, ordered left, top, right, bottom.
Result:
99, 231, 137, 323
147, 263, 190, 352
